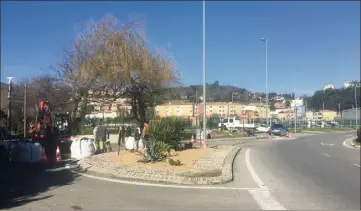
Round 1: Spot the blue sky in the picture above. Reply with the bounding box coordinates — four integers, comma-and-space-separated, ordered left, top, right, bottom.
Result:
1, 1, 360, 95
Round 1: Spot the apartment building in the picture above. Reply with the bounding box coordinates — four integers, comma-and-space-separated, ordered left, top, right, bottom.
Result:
85, 96, 132, 119
155, 101, 269, 119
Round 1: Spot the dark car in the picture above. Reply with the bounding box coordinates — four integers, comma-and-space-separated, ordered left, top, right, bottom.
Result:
269, 124, 288, 136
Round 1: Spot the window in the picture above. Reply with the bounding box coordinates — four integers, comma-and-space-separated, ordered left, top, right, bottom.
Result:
223, 119, 228, 123
230, 119, 234, 123
219, 110, 222, 113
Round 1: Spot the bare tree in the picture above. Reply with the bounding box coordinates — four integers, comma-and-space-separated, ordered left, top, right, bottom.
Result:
52, 13, 180, 132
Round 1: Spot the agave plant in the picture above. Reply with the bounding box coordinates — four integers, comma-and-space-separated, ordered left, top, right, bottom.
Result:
148, 117, 186, 148
140, 139, 171, 162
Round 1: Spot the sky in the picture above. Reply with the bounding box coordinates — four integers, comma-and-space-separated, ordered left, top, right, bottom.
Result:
1, 1, 360, 95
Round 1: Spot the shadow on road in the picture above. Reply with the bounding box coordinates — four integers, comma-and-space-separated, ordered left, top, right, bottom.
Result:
0, 161, 80, 209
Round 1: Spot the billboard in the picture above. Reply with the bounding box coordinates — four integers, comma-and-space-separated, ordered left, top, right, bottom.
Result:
297, 105, 306, 116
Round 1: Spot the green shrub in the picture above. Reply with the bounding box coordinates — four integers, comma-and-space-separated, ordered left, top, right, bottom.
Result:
357, 126, 361, 142
168, 158, 182, 166
139, 139, 171, 162
148, 117, 186, 148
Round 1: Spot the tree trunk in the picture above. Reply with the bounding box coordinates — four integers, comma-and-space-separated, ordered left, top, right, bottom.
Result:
138, 100, 146, 132
70, 100, 79, 135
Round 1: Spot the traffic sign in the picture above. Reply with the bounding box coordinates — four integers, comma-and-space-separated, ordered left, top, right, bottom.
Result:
241, 114, 247, 119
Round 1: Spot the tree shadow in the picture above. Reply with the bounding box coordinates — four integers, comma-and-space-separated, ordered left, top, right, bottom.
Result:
0, 161, 80, 209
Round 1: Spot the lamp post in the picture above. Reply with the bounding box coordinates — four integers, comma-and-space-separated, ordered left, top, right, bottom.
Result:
355, 85, 360, 127
202, 0, 207, 148
261, 38, 269, 127
7, 77, 13, 134
228, 93, 237, 117
293, 70, 300, 133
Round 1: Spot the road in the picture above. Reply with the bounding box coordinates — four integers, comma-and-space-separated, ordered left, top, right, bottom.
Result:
1, 132, 359, 210
249, 132, 360, 210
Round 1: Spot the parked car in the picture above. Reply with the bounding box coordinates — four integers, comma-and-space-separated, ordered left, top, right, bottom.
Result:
269, 124, 288, 136
256, 124, 270, 133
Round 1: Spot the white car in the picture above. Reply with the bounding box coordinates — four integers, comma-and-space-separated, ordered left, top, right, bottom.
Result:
256, 124, 270, 133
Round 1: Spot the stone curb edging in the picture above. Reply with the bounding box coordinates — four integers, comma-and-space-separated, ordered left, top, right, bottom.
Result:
343, 137, 360, 149
219, 146, 241, 183
349, 138, 360, 148
76, 146, 242, 185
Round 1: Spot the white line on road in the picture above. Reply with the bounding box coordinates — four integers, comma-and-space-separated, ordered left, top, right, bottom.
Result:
248, 189, 286, 210
245, 148, 268, 190
72, 170, 260, 191
353, 164, 361, 168
245, 148, 286, 210
320, 143, 334, 146
323, 153, 331, 157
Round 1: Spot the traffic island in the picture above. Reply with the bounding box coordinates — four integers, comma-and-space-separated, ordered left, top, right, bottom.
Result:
76, 145, 241, 185
351, 138, 360, 148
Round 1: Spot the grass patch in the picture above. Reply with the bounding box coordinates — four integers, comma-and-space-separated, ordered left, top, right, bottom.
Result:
213, 131, 248, 138
303, 127, 356, 132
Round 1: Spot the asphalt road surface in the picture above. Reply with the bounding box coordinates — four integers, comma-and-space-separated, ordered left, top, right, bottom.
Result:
1, 132, 359, 210
250, 132, 360, 210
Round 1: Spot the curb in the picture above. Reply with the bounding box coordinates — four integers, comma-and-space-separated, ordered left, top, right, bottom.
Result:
75, 146, 242, 185
343, 137, 360, 149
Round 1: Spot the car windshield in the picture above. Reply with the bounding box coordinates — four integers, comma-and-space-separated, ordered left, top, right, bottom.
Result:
271, 124, 284, 129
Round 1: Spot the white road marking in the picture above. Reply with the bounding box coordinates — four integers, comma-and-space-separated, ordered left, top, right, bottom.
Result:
320, 143, 334, 146
245, 148, 268, 190
245, 148, 286, 210
343, 137, 359, 149
248, 189, 286, 210
72, 170, 260, 191
323, 153, 331, 157
353, 164, 361, 168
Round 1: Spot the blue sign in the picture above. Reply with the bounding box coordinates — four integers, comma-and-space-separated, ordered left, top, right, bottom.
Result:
297, 105, 306, 116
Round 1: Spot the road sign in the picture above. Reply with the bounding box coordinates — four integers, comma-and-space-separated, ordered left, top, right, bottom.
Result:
241, 114, 247, 119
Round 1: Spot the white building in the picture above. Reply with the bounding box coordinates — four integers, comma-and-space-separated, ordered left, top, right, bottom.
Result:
324, 84, 335, 91
291, 98, 303, 108
344, 81, 352, 89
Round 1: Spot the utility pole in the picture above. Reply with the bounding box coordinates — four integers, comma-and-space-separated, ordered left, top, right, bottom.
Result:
24, 84, 27, 138
293, 72, 297, 134
261, 38, 269, 127
195, 90, 198, 128
355, 85, 360, 127
202, 0, 207, 148
7, 77, 13, 135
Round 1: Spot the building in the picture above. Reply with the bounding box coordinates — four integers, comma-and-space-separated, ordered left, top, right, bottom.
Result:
277, 111, 294, 120
85, 95, 132, 119
321, 110, 338, 121
291, 98, 303, 108
344, 81, 352, 89
154, 101, 269, 119
341, 107, 361, 121
324, 84, 335, 91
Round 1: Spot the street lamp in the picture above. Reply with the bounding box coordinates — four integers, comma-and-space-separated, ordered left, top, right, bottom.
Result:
202, 0, 207, 148
293, 70, 300, 133
355, 85, 361, 127
261, 38, 269, 126
228, 92, 237, 117
7, 77, 13, 134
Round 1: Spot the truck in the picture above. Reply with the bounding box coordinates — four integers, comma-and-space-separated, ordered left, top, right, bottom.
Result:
218, 116, 261, 131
